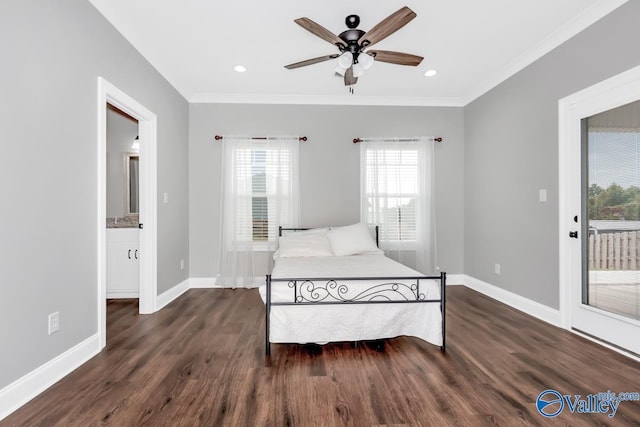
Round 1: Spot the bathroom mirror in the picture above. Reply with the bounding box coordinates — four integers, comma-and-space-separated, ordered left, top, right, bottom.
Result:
125, 153, 139, 215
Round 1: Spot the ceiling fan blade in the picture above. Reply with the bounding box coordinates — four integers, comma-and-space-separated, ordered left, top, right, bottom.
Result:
294, 17, 347, 48
285, 54, 339, 69
367, 50, 423, 66
358, 6, 416, 48
344, 66, 358, 86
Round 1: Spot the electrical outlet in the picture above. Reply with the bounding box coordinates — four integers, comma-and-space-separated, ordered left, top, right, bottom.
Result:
494, 263, 501, 275
163, 192, 169, 204
48, 312, 60, 335
180, 259, 185, 270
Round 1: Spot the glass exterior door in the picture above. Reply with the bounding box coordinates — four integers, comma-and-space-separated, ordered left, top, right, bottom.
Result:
569, 99, 640, 356
562, 69, 640, 356
585, 101, 640, 323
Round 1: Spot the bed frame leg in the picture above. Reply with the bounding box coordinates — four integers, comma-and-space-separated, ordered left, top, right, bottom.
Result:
440, 271, 446, 352
265, 274, 271, 357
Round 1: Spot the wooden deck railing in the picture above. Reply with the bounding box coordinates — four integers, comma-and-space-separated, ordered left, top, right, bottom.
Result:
589, 231, 640, 270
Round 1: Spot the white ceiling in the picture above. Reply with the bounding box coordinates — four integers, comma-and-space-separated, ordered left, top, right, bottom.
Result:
89, 0, 627, 106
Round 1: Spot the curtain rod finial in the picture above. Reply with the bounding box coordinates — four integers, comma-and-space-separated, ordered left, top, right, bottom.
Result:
353, 138, 362, 144
215, 135, 223, 141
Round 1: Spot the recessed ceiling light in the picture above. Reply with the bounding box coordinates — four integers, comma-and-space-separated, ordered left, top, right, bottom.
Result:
424, 69, 437, 77
234, 65, 246, 73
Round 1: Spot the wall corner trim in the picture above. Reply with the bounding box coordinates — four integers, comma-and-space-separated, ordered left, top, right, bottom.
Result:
0, 334, 101, 421
463, 275, 562, 327
155, 277, 223, 310
156, 278, 190, 310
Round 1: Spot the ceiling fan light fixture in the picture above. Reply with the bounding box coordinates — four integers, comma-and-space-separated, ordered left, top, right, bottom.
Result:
337, 51, 353, 69
359, 53, 374, 71
335, 66, 347, 76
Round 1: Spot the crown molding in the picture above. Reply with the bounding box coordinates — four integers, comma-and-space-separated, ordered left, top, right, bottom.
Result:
463, 0, 628, 105
188, 92, 466, 107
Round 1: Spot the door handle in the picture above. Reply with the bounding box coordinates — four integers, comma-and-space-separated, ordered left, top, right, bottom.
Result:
134, 249, 138, 259
128, 249, 131, 259
569, 231, 578, 238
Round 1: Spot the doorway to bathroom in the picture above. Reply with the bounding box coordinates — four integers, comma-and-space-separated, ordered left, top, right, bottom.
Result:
106, 104, 140, 302
97, 77, 158, 349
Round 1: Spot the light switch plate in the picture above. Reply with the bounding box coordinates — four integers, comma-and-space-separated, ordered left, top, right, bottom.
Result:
539, 189, 547, 202
48, 312, 60, 335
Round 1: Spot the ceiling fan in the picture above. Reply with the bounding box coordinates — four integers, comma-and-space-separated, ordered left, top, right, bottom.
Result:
285, 6, 423, 87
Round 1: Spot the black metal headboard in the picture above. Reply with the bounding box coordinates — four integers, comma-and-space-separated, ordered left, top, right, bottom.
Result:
278, 225, 380, 248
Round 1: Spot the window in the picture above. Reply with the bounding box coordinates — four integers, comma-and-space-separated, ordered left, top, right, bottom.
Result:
217, 137, 300, 287
360, 138, 436, 273
233, 146, 295, 243
363, 147, 419, 242
223, 138, 299, 247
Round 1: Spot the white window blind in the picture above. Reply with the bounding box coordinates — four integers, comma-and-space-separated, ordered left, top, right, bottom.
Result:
233, 147, 295, 242
364, 147, 419, 241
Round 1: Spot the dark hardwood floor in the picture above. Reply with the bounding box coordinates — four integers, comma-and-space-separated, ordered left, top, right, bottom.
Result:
3, 286, 640, 426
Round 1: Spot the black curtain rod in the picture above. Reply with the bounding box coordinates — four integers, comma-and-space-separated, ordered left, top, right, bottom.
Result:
353, 137, 442, 144
214, 135, 307, 142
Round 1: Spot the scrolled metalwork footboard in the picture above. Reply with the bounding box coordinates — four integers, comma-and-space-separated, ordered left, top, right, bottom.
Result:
264, 271, 447, 356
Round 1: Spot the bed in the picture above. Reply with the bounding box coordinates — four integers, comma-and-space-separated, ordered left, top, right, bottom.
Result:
258, 223, 446, 356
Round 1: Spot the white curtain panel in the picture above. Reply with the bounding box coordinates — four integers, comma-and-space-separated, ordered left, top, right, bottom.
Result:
360, 137, 436, 274
216, 136, 300, 288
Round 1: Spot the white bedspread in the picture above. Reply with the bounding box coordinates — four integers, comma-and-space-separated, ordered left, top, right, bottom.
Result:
258, 254, 443, 347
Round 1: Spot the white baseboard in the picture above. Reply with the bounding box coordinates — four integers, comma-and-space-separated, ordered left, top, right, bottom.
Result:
156, 278, 190, 310
189, 277, 221, 288
106, 290, 139, 299
444, 273, 464, 285
0, 334, 101, 421
463, 275, 562, 326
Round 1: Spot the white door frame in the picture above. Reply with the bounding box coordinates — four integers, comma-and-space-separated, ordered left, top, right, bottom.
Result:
97, 77, 158, 349
559, 65, 640, 351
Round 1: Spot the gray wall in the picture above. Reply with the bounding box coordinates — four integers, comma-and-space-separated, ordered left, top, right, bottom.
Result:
106, 109, 138, 219
0, 0, 189, 389
464, 1, 640, 309
189, 104, 464, 278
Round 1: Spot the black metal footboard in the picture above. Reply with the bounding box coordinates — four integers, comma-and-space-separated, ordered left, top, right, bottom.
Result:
264, 271, 446, 356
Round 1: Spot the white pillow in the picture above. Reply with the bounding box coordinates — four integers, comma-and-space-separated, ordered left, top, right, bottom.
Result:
277, 232, 334, 258
326, 223, 378, 256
